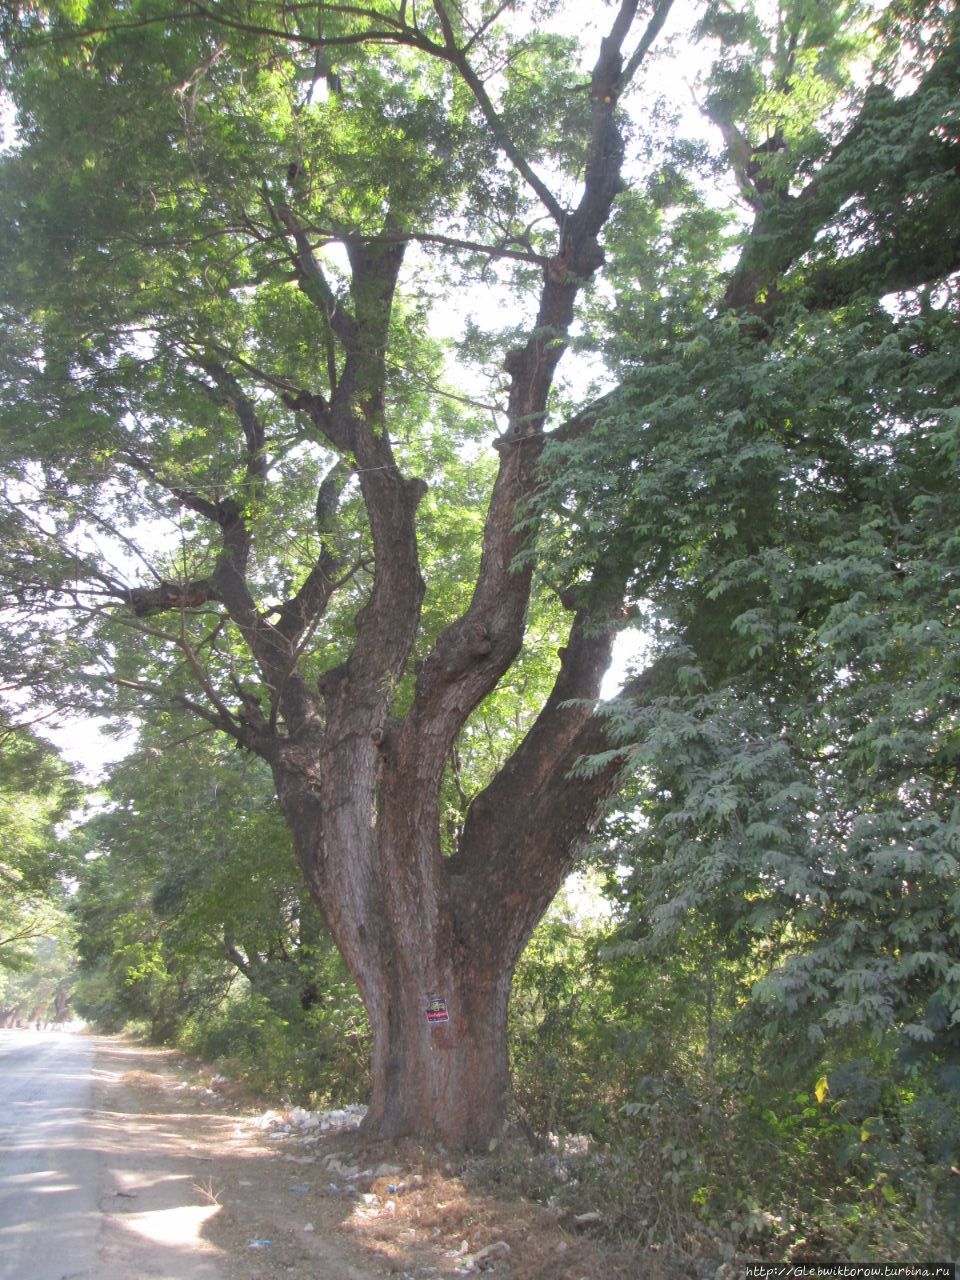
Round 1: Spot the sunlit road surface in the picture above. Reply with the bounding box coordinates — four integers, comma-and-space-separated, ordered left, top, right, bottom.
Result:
0, 1029, 100, 1280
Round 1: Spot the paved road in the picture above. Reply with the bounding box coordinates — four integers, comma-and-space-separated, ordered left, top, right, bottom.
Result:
0, 1029, 101, 1280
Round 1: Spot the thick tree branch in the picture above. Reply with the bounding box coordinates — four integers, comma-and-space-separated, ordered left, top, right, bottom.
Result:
722, 44, 960, 314
805, 228, 960, 309
620, 0, 675, 87
453, 605, 617, 873
126, 578, 221, 617
279, 235, 428, 726
711, 116, 764, 213
283, 387, 351, 452
196, 360, 268, 486
457, 662, 653, 961
221, 933, 256, 980
273, 463, 353, 647
397, 1, 661, 797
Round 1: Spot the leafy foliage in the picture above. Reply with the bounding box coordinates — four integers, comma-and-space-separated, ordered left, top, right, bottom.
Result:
568, 292, 960, 1070
71, 726, 356, 1044
500, 0, 960, 1252
0, 720, 78, 990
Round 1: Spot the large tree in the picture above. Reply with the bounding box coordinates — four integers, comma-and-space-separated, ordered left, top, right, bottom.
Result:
1, 0, 957, 1143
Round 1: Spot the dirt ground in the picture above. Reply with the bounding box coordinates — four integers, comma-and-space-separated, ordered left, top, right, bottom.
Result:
89, 1036, 668, 1280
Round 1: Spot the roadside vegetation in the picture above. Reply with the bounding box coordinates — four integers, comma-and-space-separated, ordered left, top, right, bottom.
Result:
61, 713, 959, 1267
0, 720, 79, 1027
5, 689, 959, 1266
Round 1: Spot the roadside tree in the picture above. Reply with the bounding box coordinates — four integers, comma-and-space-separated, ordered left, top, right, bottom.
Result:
1, 0, 957, 1143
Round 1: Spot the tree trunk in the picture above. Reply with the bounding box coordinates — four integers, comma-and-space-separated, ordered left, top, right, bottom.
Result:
362, 941, 514, 1147
265, 574, 624, 1148
282, 809, 517, 1143
277, 705, 620, 1147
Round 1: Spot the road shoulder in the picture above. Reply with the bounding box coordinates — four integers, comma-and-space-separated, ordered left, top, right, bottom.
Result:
90, 1036, 662, 1280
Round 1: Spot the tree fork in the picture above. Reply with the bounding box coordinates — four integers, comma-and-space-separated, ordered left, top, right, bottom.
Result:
0, 0, 684, 1150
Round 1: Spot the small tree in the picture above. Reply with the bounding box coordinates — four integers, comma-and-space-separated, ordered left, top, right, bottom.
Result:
0, 722, 77, 972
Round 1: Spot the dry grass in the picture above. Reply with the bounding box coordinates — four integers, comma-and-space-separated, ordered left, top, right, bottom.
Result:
119, 1069, 169, 1089
333, 1143, 672, 1280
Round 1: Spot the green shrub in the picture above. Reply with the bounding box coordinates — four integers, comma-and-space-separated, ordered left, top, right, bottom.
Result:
178, 979, 370, 1105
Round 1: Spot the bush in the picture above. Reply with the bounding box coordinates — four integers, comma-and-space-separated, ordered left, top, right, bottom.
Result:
505, 904, 959, 1264
178, 979, 370, 1105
